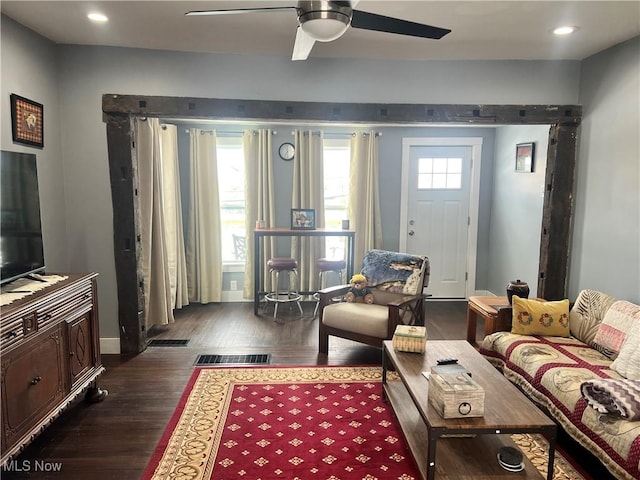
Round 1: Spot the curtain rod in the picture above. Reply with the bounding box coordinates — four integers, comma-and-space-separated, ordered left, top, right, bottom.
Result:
183, 129, 277, 135
292, 131, 382, 137
144, 119, 380, 137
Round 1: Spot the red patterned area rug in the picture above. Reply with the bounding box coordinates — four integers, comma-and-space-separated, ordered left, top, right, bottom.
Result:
142, 366, 586, 480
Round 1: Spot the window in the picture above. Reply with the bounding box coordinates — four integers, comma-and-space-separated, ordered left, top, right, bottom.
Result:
418, 157, 462, 189
323, 138, 350, 260
216, 136, 350, 263
216, 136, 245, 263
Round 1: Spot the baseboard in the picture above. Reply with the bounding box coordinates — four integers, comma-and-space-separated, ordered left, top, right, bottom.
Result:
475, 290, 494, 296
221, 290, 251, 302
100, 337, 121, 354
427, 290, 494, 300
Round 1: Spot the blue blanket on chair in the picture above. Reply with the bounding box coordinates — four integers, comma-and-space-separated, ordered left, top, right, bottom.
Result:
360, 250, 428, 295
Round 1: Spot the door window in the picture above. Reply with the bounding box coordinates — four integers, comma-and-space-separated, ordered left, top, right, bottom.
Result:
418, 157, 462, 189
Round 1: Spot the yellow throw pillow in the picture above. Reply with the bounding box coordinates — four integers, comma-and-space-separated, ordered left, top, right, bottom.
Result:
511, 296, 570, 337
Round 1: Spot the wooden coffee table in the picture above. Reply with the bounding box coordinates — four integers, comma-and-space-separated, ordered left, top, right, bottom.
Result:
382, 340, 557, 479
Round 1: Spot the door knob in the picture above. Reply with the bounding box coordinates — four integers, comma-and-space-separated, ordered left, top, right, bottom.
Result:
409, 219, 415, 225
408, 230, 415, 236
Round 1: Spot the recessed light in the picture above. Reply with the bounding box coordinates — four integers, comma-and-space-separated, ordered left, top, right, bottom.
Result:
88, 13, 108, 23
553, 26, 578, 36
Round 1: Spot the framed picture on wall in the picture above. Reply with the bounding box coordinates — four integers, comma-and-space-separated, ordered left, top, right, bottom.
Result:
291, 209, 316, 230
515, 142, 534, 172
10, 94, 44, 148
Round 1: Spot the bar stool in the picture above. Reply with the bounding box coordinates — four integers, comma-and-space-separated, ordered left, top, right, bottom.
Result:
313, 258, 347, 317
264, 257, 304, 318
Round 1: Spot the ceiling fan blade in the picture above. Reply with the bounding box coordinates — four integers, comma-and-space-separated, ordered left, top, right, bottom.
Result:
292, 27, 316, 61
186, 6, 296, 16
351, 10, 451, 39
333, 0, 360, 7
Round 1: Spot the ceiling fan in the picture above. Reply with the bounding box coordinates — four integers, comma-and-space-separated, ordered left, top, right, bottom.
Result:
185, 1, 451, 61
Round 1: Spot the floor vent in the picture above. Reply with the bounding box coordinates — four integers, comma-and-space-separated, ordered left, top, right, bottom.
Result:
148, 339, 190, 347
194, 354, 271, 366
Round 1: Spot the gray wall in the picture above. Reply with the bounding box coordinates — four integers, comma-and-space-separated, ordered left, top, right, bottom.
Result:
572, 36, 640, 302
0, 18, 68, 274
2, 13, 638, 350
486, 125, 549, 296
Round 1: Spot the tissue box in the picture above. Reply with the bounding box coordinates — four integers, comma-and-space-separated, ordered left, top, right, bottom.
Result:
392, 325, 427, 353
428, 372, 485, 419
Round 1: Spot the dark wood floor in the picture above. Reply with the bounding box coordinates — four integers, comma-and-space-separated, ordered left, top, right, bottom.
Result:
2, 300, 612, 479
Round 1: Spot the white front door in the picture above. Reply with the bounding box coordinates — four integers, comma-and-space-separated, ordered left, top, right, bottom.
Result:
401, 138, 482, 299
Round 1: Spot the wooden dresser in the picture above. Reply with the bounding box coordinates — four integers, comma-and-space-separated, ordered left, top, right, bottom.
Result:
0, 273, 106, 466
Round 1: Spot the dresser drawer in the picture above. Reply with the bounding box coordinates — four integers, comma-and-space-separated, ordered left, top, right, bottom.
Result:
35, 283, 93, 330
1, 284, 92, 354
0, 317, 24, 352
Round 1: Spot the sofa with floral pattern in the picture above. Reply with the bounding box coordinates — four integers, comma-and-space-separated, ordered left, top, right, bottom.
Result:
480, 289, 640, 480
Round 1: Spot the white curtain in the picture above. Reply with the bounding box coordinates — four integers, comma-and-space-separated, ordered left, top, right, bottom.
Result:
243, 129, 276, 298
291, 130, 325, 291
349, 131, 383, 268
160, 126, 189, 309
186, 129, 223, 303
135, 118, 188, 329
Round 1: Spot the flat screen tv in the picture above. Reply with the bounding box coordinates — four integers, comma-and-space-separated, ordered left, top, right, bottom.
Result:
1, 150, 45, 285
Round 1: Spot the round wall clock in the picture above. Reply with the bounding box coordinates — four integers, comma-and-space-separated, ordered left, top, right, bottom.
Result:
278, 142, 295, 161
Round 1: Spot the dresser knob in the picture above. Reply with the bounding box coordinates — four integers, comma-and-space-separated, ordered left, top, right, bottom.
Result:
30, 376, 42, 385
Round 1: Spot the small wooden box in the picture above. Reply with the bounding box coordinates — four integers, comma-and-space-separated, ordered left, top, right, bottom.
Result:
428, 372, 485, 418
392, 325, 427, 353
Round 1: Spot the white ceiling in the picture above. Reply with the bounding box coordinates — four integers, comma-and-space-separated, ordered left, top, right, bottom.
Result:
2, 1, 639, 61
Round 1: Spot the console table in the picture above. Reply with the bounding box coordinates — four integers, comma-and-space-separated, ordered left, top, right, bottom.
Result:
0, 273, 106, 467
253, 228, 355, 314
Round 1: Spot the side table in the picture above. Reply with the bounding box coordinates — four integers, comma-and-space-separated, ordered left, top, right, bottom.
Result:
466, 296, 512, 345
466, 295, 545, 345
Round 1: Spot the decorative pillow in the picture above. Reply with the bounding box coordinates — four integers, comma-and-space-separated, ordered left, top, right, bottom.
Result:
612, 326, 640, 379
511, 296, 570, 337
569, 289, 617, 346
592, 300, 640, 360
580, 378, 640, 420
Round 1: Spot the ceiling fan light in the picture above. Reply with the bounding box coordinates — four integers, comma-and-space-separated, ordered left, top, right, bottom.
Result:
299, 11, 350, 42
553, 25, 578, 36
87, 12, 108, 23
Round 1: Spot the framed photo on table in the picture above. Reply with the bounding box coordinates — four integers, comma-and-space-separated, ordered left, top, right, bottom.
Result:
515, 142, 534, 172
10, 94, 44, 148
291, 208, 315, 230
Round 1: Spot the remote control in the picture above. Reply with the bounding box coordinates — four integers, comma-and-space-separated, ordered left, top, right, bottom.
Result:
436, 357, 458, 365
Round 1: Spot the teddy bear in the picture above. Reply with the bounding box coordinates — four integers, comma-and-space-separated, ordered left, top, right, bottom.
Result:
344, 273, 374, 304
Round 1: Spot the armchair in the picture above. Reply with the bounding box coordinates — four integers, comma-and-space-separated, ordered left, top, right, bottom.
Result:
318, 249, 430, 353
